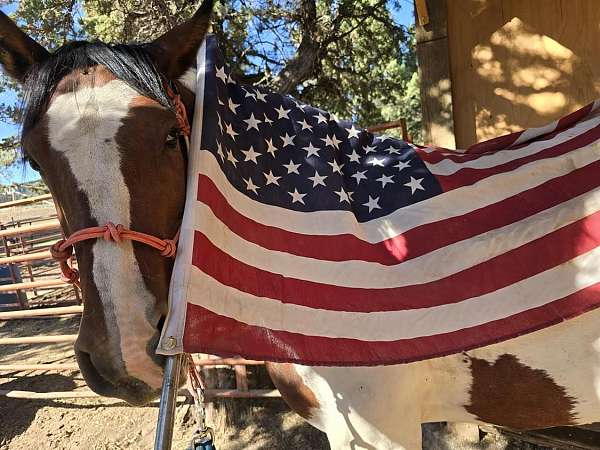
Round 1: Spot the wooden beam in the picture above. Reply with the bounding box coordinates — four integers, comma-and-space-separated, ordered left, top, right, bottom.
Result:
0, 194, 53, 209
0, 388, 281, 400
416, 0, 455, 148
0, 334, 77, 345
0, 305, 83, 320
0, 220, 60, 238
0, 250, 52, 265
415, 0, 430, 26
0, 278, 66, 293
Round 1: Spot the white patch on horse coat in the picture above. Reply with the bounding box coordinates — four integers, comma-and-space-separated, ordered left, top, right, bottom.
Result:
178, 68, 197, 93
297, 307, 600, 449
47, 80, 163, 388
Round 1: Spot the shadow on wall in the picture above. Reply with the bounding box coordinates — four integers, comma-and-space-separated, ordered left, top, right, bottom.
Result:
448, 0, 600, 147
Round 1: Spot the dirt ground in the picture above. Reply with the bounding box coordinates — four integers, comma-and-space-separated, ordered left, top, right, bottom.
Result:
0, 316, 328, 450
0, 316, 557, 450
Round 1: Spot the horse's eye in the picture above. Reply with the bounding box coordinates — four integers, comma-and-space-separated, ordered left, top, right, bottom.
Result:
165, 129, 179, 149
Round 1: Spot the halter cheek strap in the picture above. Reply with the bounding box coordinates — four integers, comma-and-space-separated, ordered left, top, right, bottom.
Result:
50, 81, 189, 289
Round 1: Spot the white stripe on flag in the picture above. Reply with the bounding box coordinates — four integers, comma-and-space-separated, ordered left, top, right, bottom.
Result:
425, 116, 600, 176
511, 119, 559, 147
188, 244, 600, 341
199, 140, 600, 243
196, 186, 600, 288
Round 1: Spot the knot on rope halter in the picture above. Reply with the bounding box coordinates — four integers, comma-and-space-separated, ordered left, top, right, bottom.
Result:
49, 223, 180, 287
103, 222, 124, 243
160, 239, 178, 258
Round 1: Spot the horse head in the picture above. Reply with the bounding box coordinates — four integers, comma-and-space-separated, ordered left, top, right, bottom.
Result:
0, 0, 214, 404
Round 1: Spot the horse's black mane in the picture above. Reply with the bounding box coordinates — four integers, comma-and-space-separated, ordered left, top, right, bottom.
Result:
21, 41, 172, 133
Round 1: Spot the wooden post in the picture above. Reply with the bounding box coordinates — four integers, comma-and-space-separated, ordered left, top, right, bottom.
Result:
235, 364, 249, 392
415, 0, 456, 148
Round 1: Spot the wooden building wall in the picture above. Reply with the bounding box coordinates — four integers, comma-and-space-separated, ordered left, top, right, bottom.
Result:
445, 0, 600, 148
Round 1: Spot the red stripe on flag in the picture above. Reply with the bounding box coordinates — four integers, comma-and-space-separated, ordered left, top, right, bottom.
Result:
436, 120, 600, 191
192, 208, 600, 312
198, 159, 600, 266
182, 281, 600, 365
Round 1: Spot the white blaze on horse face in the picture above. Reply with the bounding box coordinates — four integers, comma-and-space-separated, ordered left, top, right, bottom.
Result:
46, 79, 163, 389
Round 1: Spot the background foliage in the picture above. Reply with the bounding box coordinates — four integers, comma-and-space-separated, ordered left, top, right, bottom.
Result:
0, 0, 422, 180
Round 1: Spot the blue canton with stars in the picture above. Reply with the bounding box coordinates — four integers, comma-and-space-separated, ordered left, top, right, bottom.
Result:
200, 36, 442, 223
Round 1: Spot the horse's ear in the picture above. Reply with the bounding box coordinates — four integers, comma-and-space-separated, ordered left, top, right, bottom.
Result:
148, 0, 215, 79
0, 11, 49, 82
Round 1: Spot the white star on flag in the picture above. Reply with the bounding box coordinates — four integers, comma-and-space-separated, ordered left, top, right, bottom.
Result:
297, 119, 313, 131
228, 99, 240, 113
243, 88, 256, 100
394, 160, 411, 171
322, 133, 341, 149
404, 176, 425, 194
385, 145, 401, 155
346, 125, 361, 139
369, 157, 385, 167
215, 66, 228, 83
265, 138, 277, 156
225, 123, 238, 140
275, 105, 291, 119
351, 170, 368, 184
216, 142, 225, 160
244, 177, 260, 194
314, 112, 328, 124
303, 142, 321, 158
244, 113, 261, 131
242, 146, 261, 164
264, 170, 281, 186
364, 145, 377, 154
289, 188, 307, 204
283, 160, 301, 174
373, 135, 390, 143
376, 174, 394, 188
308, 171, 328, 187
335, 188, 350, 203
328, 160, 344, 174
281, 133, 296, 147
348, 149, 361, 163
226, 150, 238, 167
363, 195, 381, 213
263, 113, 274, 125
255, 90, 268, 102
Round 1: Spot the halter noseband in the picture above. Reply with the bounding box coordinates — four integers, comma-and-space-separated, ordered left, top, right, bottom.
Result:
51, 81, 190, 288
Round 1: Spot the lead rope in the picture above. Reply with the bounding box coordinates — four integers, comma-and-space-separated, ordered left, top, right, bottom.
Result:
187, 355, 217, 449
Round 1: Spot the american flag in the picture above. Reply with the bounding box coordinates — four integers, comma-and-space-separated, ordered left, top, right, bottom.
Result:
157, 35, 600, 365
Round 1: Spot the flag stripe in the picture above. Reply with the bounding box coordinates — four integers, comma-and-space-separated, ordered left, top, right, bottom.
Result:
198, 140, 600, 241
198, 158, 600, 265
183, 281, 600, 365
186, 243, 600, 340
195, 186, 600, 289
430, 117, 600, 190
192, 208, 600, 312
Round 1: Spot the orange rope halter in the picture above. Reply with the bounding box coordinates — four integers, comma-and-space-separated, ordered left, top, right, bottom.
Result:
50, 81, 189, 288
50, 223, 181, 287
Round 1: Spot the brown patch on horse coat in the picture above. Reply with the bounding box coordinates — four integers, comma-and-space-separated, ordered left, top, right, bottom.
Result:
52, 65, 116, 99
266, 363, 320, 419
467, 354, 577, 430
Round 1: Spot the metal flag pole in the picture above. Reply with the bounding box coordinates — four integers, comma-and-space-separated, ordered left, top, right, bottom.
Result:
154, 354, 184, 450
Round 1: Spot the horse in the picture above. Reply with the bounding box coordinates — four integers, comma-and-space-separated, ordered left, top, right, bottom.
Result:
3, 1, 600, 448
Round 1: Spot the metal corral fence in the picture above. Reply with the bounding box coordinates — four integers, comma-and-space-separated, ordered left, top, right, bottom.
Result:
0, 193, 278, 401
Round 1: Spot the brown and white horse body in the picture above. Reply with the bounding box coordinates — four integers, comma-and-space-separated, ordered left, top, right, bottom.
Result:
2, 2, 600, 448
